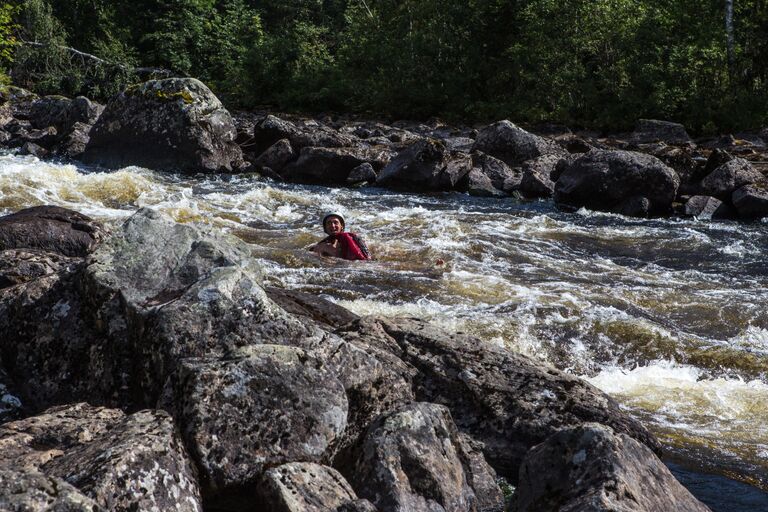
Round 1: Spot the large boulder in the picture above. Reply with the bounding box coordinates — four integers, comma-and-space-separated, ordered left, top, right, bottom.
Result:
0, 469, 103, 511
511, 423, 710, 512
0, 207, 321, 412
258, 463, 367, 512
377, 139, 473, 191
159, 344, 348, 506
349, 402, 503, 512
630, 119, 692, 145
335, 318, 660, 481
473, 121, 566, 166
699, 158, 763, 200
82, 78, 245, 173
253, 138, 296, 172
554, 150, 680, 216
0, 206, 106, 257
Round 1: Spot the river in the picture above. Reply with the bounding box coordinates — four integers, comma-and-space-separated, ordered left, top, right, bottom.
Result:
1, 153, 767, 510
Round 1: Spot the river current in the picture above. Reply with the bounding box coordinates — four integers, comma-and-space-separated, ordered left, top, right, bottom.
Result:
2, 153, 767, 509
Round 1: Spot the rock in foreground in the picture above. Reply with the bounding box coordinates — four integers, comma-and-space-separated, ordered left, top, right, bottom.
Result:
511, 423, 710, 512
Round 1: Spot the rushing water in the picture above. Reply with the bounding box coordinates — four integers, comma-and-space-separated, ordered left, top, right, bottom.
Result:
2, 153, 768, 507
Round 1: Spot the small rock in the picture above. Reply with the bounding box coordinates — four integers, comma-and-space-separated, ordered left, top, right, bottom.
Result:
258, 463, 360, 512
0, 206, 106, 257
347, 162, 377, 184
684, 195, 727, 219
254, 138, 296, 172
18, 142, 48, 158
519, 154, 562, 198
700, 157, 763, 200
0, 469, 104, 511
615, 195, 651, 217
465, 169, 503, 197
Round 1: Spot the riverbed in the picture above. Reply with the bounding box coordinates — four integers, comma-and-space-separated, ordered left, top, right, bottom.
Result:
1, 153, 767, 510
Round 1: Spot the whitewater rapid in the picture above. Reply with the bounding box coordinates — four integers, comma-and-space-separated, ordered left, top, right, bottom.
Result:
2, 153, 767, 494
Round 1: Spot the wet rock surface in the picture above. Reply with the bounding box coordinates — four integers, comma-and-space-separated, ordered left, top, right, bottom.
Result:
0, 205, 106, 257
511, 423, 711, 512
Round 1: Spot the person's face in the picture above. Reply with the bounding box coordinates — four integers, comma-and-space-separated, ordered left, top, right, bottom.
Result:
325, 217, 344, 234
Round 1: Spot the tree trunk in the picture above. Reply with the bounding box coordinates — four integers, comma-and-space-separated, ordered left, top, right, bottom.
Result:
725, 0, 735, 74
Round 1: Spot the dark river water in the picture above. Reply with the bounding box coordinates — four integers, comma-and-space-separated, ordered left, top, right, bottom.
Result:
2, 153, 767, 510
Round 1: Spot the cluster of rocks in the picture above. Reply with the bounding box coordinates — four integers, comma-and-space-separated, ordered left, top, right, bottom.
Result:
2, 77, 767, 219
0, 205, 712, 511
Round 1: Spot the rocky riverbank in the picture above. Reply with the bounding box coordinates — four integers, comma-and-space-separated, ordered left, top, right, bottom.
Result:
0, 204, 714, 512
1, 77, 768, 220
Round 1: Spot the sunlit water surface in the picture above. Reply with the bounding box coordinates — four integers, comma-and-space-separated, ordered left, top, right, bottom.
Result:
2, 154, 767, 507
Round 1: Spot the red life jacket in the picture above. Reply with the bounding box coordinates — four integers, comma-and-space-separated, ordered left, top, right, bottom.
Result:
325, 232, 370, 261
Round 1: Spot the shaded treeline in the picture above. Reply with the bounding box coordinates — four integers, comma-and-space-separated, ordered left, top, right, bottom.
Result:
1, 0, 767, 132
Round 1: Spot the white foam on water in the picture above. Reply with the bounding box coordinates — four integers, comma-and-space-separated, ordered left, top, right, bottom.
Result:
587, 361, 768, 441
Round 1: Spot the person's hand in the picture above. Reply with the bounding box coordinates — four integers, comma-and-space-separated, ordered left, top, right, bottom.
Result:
435, 258, 445, 266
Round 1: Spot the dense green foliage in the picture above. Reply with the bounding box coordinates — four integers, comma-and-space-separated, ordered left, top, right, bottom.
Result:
1, 0, 766, 132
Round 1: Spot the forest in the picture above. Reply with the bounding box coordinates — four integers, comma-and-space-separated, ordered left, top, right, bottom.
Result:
0, 0, 766, 133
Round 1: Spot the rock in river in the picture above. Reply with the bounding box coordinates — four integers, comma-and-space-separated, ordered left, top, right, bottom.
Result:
82, 77, 245, 173
554, 149, 680, 216
511, 423, 711, 512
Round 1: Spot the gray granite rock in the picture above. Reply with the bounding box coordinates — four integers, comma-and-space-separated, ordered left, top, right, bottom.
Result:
159, 344, 347, 503
82, 78, 245, 173
258, 462, 362, 512
473, 121, 566, 166
350, 402, 503, 512
0, 469, 103, 511
511, 423, 710, 512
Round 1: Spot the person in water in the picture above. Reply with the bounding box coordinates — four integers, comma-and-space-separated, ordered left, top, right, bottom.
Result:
310, 213, 371, 261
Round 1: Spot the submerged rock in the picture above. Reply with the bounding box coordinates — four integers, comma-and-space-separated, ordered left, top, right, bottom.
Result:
511, 423, 710, 512
82, 77, 245, 173
349, 402, 503, 512
554, 150, 680, 215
